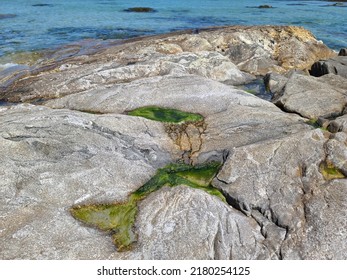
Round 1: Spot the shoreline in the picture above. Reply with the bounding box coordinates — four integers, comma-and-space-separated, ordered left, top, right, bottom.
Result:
1, 0, 346, 57
0, 24, 340, 73
0, 25, 337, 102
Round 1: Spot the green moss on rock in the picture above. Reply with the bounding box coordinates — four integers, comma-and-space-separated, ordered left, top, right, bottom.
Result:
319, 161, 345, 180
306, 118, 320, 128
127, 106, 203, 123
305, 118, 328, 131
132, 161, 225, 201
70, 161, 225, 251
70, 202, 137, 251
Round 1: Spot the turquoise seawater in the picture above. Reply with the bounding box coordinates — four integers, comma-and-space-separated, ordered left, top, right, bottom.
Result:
0, 0, 346, 63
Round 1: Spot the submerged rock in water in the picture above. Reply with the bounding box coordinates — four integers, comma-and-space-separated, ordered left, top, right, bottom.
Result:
32, 4, 55, 7
123, 7, 157, 13
258, 5, 273, 8
0, 14, 16, 19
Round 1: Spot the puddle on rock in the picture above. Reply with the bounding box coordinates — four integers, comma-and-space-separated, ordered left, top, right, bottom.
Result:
237, 78, 273, 101
126, 106, 203, 123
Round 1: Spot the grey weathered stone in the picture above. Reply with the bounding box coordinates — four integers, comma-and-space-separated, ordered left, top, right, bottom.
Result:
310, 56, 347, 78
166, 51, 255, 85
0, 74, 312, 260
316, 73, 347, 91
213, 129, 347, 259
45, 74, 309, 164
325, 132, 347, 175
44, 75, 269, 115
273, 73, 347, 119
214, 129, 326, 227
129, 186, 270, 260
287, 179, 347, 259
0, 104, 177, 259
264, 72, 288, 96
328, 114, 347, 133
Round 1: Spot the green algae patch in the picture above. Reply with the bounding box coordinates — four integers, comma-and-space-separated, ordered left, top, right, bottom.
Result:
127, 106, 203, 123
319, 161, 345, 180
305, 118, 328, 131
71, 161, 225, 251
306, 118, 320, 128
131, 161, 225, 202
70, 201, 137, 251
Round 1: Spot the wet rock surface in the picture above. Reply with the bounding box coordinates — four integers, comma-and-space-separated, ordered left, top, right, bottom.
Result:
0, 26, 346, 260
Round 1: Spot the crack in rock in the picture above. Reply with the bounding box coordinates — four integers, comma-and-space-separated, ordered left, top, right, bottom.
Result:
165, 120, 206, 164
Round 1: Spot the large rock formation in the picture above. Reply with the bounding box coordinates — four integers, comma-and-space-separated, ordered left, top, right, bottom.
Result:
0, 25, 346, 260
0, 25, 334, 102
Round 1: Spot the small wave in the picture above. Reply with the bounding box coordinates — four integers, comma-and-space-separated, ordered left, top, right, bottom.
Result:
0, 63, 30, 76
0, 63, 19, 71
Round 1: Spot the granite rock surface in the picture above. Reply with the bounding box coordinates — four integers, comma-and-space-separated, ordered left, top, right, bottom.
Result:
0, 26, 346, 260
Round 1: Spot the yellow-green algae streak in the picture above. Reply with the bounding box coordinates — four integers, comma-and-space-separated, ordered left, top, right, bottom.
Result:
70, 161, 225, 251
127, 106, 203, 123
319, 161, 345, 180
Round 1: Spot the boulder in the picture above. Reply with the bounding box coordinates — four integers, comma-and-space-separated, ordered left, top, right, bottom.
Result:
264, 72, 288, 97
0, 25, 334, 102
339, 48, 347, 56
130, 186, 270, 259
328, 114, 347, 133
263, 70, 308, 98
273, 73, 347, 119
214, 129, 347, 259
310, 56, 347, 78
